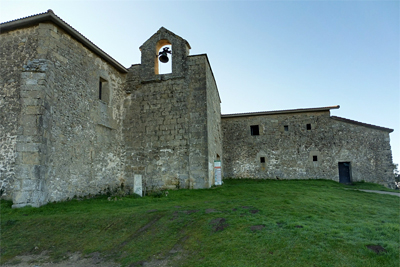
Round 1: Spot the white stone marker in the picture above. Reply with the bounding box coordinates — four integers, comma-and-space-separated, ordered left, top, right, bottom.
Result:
134, 174, 143, 197
214, 161, 222, 185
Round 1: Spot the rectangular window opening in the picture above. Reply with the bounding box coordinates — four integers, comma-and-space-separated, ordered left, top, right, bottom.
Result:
284, 125, 289, 131
313, 155, 318, 161
260, 157, 265, 163
250, 125, 259, 136
99, 80, 103, 100
99, 77, 110, 104
307, 124, 311, 130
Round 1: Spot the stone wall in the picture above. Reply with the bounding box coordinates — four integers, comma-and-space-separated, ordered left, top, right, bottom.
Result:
124, 54, 221, 190
0, 26, 39, 200
39, 22, 127, 202
186, 55, 209, 189
205, 57, 223, 186
8, 22, 127, 207
1, 19, 224, 206
124, 66, 193, 190
13, 58, 52, 207
123, 29, 222, 191
222, 110, 395, 188
329, 117, 394, 187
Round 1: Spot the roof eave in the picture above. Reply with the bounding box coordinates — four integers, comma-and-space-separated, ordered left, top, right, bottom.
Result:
221, 105, 340, 118
0, 10, 128, 73
331, 116, 394, 133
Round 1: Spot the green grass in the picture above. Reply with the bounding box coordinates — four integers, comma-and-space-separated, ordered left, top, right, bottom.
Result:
1, 179, 399, 266
343, 181, 399, 192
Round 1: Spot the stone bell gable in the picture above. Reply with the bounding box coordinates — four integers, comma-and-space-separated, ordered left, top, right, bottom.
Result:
123, 27, 222, 191
139, 27, 191, 80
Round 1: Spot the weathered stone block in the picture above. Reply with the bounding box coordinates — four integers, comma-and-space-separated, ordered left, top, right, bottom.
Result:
23, 126, 39, 136
21, 90, 45, 100
16, 143, 41, 152
14, 164, 40, 179
21, 98, 43, 106
22, 179, 38, 191
21, 152, 40, 165
12, 191, 30, 205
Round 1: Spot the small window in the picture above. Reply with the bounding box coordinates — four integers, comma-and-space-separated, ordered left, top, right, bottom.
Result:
99, 80, 103, 100
284, 125, 289, 131
99, 78, 110, 104
260, 157, 265, 163
313, 155, 318, 162
307, 124, 311, 130
250, 125, 259, 136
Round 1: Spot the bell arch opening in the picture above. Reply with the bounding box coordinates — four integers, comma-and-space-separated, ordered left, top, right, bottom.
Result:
155, 39, 172, 75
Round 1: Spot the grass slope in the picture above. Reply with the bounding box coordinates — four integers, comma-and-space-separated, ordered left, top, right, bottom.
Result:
1, 179, 399, 267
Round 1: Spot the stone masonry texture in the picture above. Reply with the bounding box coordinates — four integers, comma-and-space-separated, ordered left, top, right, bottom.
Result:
124, 28, 222, 191
0, 11, 395, 207
1, 26, 39, 200
222, 111, 395, 188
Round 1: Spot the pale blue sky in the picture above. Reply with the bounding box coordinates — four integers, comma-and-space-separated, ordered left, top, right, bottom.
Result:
1, 0, 399, 166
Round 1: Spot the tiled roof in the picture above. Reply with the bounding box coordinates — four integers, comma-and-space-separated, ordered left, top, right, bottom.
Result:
221, 105, 340, 118
331, 116, 393, 133
0, 10, 128, 73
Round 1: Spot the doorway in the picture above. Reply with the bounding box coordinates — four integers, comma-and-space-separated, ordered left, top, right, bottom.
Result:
338, 162, 351, 184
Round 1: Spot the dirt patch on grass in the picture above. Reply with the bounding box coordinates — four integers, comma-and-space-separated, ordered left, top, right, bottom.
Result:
117, 214, 163, 250
146, 209, 158, 213
171, 211, 180, 221
205, 209, 218, 214
2, 233, 191, 267
239, 206, 259, 214
250, 225, 265, 232
183, 210, 198, 214
209, 218, 229, 232
129, 235, 190, 267
0, 251, 120, 267
276, 221, 286, 227
366, 245, 387, 254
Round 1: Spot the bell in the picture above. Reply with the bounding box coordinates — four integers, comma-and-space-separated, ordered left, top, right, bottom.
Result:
158, 47, 171, 63
159, 54, 169, 63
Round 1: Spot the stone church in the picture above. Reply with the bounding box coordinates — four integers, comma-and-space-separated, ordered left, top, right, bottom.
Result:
0, 10, 395, 208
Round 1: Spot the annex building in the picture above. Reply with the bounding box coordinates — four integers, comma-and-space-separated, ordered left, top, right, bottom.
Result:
0, 10, 395, 208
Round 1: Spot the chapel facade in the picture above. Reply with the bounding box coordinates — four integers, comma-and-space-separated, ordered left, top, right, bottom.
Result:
0, 10, 395, 208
